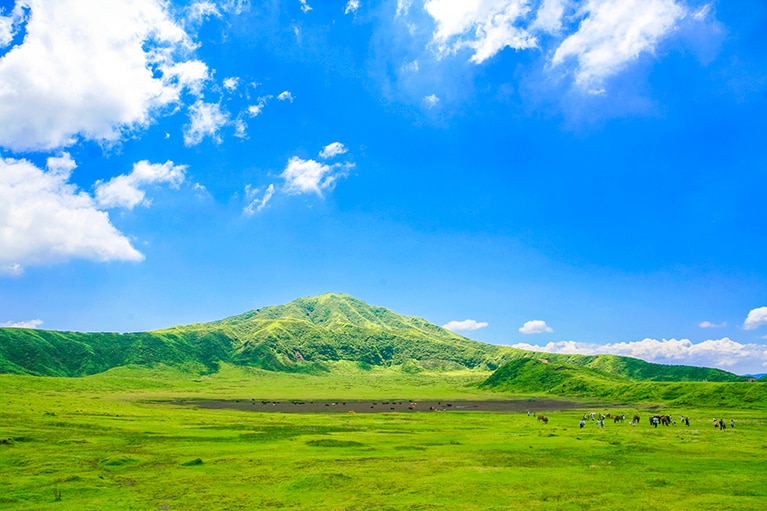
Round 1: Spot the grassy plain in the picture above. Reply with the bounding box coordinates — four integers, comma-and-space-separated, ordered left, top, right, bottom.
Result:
1, 364, 765, 510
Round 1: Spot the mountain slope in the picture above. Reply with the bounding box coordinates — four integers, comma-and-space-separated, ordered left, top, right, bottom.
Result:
0, 293, 751, 384
159, 293, 516, 372
0, 294, 519, 376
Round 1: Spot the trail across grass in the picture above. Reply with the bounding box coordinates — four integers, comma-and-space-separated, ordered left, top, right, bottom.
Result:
1, 365, 764, 510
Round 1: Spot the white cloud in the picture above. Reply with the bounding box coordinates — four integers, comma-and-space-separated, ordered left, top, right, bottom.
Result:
0, 263, 23, 276
423, 94, 440, 107
402, 60, 419, 73
531, 0, 570, 34
443, 319, 489, 332
233, 118, 248, 138
319, 142, 348, 160
184, 101, 229, 146
699, 320, 726, 329
281, 157, 353, 197
396, 0, 412, 17
0, 155, 144, 272
94, 160, 187, 210
424, 0, 537, 63
278, 90, 294, 102
519, 319, 553, 334
743, 307, 767, 331
345, 1, 360, 15
299, 0, 313, 14
1, 319, 43, 329
551, 0, 687, 89
0, 4, 25, 48
223, 76, 239, 92
247, 96, 272, 117
0, 0, 208, 152
692, 3, 711, 21
186, 1, 222, 25
243, 184, 275, 216
512, 337, 767, 375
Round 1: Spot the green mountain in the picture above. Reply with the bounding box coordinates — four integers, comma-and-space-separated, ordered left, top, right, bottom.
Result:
0, 293, 517, 376
0, 293, 750, 388
480, 357, 763, 406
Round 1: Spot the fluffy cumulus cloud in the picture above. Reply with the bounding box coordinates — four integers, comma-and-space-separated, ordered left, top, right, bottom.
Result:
95, 161, 187, 210
299, 0, 312, 14
281, 142, 355, 197
1, 319, 43, 329
512, 337, 767, 374
443, 319, 489, 332
277, 90, 294, 102
0, 0, 208, 152
743, 307, 767, 331
551, 0, 688, 90
281, 157, 352, 196
319, 142, 348, 160
0, 154, 144, 272
411, 0, 696, 92
184, 101, 229, 146
519, 319, 553, 334
424, 0, 537, 63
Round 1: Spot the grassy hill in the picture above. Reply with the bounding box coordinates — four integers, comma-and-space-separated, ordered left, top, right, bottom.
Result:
0, 293, 752, 389
0, 293, 518, 377
480, 356, 762, 406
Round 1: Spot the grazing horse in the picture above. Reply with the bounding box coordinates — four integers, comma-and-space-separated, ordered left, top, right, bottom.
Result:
613, 414, 626, 423
537, 415, 549, 424
632, 414, 640, 423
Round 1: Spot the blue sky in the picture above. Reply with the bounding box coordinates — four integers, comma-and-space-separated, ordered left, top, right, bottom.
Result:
1, 0, 766, 374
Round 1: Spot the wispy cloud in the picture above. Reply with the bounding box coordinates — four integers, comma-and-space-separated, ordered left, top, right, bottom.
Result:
243, 184, 275, 216
424, 0, 537, 64
299, 0, 313, 14
519, 319, 553, 334
443, 319, 489, 332
551, 0, 687, 90
184, 101, 229, 146
423, 94, 440, 107
1, 319, 43, 329
223, 76, 240, 92
512, 337, 767, 375
95, 161, 187, 210
699, 320, 726, 329
278, 90, 294, 102
345, 1, 360, 16
402, 0, 698, 95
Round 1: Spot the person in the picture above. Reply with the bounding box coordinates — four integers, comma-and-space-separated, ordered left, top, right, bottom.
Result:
730, 419, 735, 429
685, 416, 690, 427
580, 420, 585, 428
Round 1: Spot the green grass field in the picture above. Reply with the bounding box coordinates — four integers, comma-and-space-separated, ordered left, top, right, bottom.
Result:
1, 364, 765, 510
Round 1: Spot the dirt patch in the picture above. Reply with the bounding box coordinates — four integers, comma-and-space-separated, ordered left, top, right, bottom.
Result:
171, 398, 584, 414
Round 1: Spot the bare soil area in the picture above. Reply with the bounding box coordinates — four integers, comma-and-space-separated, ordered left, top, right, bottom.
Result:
172, 398, 585, 414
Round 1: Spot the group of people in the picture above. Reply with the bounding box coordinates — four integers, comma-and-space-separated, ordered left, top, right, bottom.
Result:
713, 418, 735, 430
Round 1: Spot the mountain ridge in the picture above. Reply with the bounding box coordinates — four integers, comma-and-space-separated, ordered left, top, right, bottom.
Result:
0, 293, 748, 385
